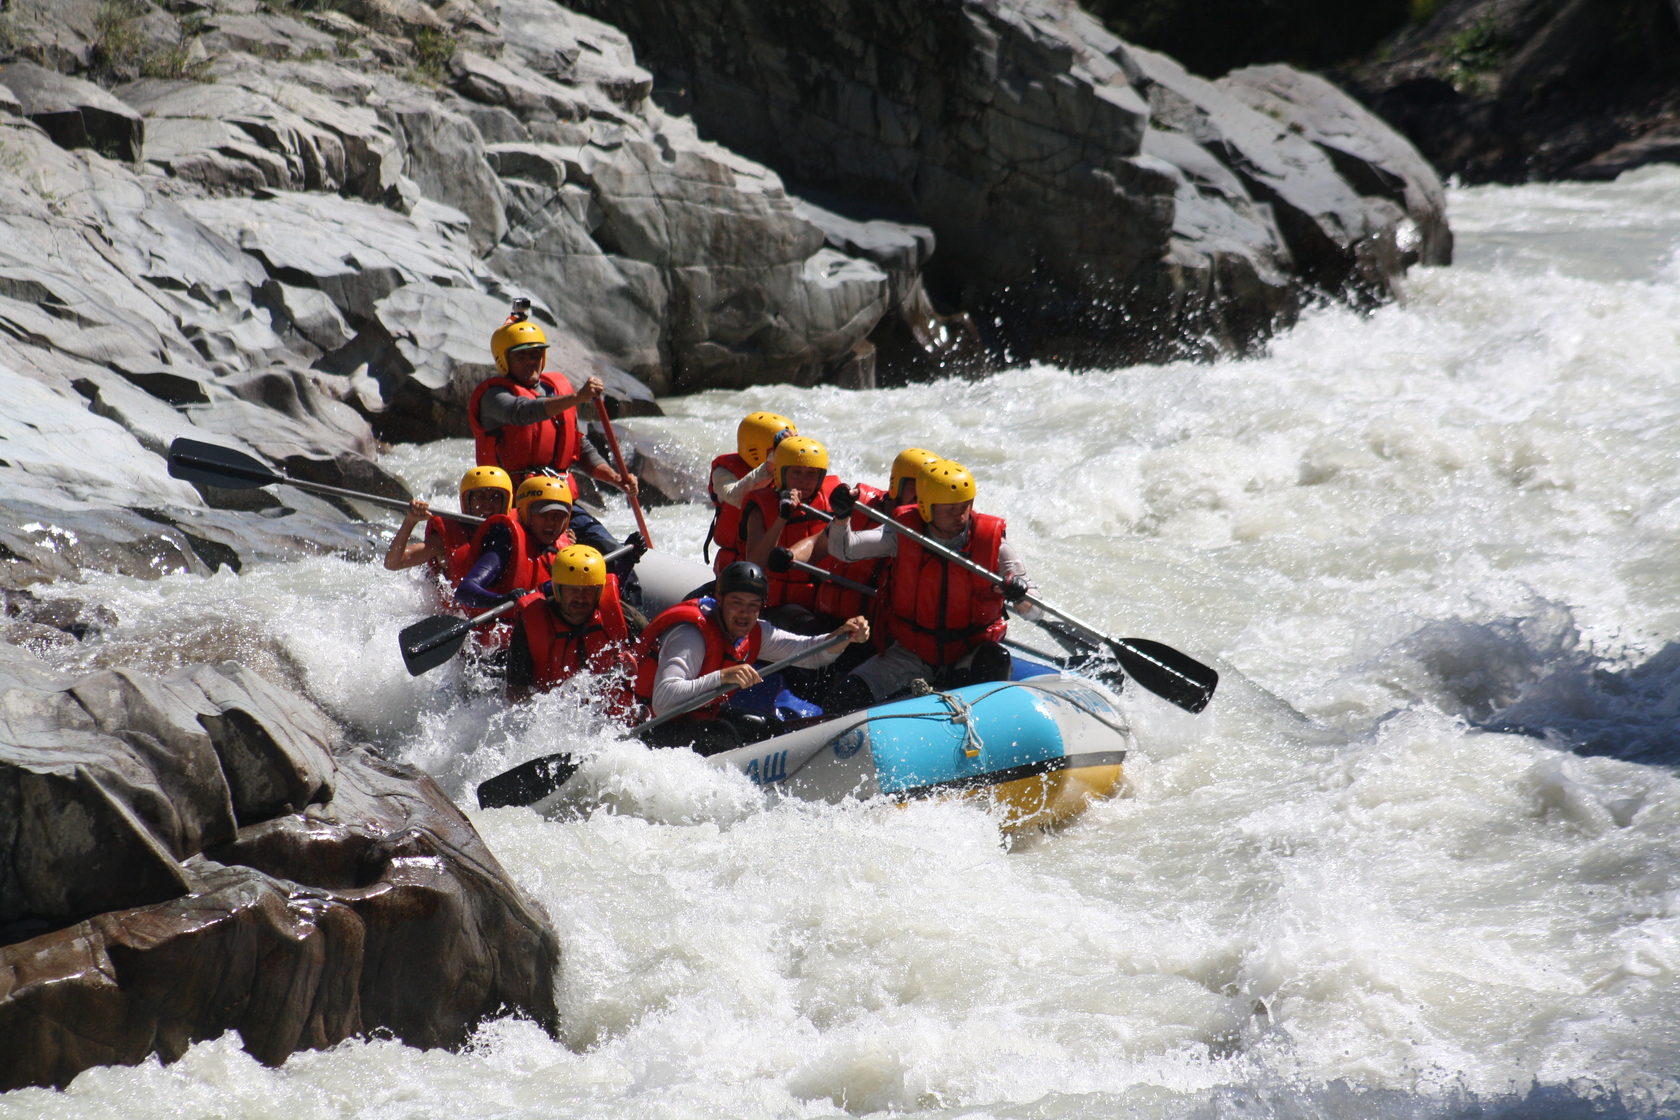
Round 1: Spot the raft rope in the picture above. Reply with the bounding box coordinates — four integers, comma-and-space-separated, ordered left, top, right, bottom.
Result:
837, 679, 1130, 754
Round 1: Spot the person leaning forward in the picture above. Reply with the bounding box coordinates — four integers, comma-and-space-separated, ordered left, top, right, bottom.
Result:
824, 457, 1038, 711
631, 561, 869, 756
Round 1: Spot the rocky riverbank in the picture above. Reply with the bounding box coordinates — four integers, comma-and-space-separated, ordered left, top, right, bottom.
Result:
0, 0, 1451, 1090
0, 646, 558, 1092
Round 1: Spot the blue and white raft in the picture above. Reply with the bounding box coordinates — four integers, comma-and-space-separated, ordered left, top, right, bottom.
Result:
535, 549, 1133, 831
533, 666, 1131, 832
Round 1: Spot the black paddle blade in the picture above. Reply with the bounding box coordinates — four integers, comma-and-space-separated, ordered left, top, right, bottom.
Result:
477, 752, 579, 810
1109, 637, 1219, 713
166, 437, 281, 490
399, 614, 474, 677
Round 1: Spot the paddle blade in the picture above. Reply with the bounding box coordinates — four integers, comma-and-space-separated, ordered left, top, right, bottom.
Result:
399, 614, 475, 676
1109, 637, 1219, 713
477, 752, 579, 809
166, 437, 281, 490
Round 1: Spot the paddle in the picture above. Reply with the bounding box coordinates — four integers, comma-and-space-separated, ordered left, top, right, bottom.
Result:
400, 597, 522, 677
766, 546, 873, 596
841, 499, 1219, 713
167, 437, 484, 526
398, 543, 636, 676
769, 548, 1108, 681
592, 396, 654, 548
476, 631, 852, 810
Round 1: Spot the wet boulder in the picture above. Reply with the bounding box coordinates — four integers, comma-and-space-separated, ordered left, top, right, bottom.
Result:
0, 649, 559, 1091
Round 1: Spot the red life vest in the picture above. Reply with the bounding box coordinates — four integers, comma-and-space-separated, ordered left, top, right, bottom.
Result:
744, 475, 842, 610
633, 598, 764, 719
464, 513, 557, 598
887, 508, 1008, 666
813, 483, 889, 623
467, 372, 582, 483
706, 451, 759, 574
425, 515, 477, 587
514, 575, 634, 701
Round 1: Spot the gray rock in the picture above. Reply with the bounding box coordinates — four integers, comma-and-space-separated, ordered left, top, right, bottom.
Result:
0, 0, 104, 70
380, 97, 508, 254
0, 648, 557, 1091
1128, 44, 1399, 301
196, 12, 343, 60
183, 189, 484, 324
121, 60, 402, 202
1220, 64, 1452, 268
0, 59, 143, 162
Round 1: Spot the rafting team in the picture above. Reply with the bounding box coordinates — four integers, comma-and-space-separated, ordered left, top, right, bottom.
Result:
387, 305, 1039, 756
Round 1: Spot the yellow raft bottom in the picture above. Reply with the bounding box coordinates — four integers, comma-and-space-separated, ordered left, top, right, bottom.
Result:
984, 762, 1126, 833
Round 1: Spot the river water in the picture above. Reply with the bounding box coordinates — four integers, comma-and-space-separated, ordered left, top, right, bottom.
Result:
8, 169, 1680, 1118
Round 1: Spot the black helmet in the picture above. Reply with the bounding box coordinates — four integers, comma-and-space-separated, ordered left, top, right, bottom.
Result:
716, 561, 768, 602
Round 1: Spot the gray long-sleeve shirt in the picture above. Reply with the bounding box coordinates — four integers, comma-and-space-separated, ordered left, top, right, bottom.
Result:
826, 517, 1040, 619
476, 383, 608, 471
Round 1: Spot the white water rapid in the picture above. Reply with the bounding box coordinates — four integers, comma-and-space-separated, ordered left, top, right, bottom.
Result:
8, 169, 1680, 1119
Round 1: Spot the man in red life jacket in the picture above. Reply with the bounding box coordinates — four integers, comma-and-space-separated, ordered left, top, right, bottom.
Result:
470, 304, 640, 563
506, 544, 638, 707
824, 458, 1037, 711
455, 475, 578, 612
706, 410, 796, 574
813, 447, 941, 626
632, 561, 869, 755
741, 435, 845, 629
383, 465, 514, 587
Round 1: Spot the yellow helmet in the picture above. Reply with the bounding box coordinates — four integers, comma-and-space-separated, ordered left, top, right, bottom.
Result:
514, 475, 574, 517
917, 458, 976, 523
490, 316, 548, 375
458, 465, 513, 506
890, 448, 940, 500
550, 544, 607, 588
772, 435, 829, 488
737, 411, 796, 468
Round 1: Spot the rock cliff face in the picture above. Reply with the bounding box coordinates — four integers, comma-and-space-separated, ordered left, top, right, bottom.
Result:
0, 645, 558, 1092
568, 0, 1449, 365
1340, 0, 1680, 182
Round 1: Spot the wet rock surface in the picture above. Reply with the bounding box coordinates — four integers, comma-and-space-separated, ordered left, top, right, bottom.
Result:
0, 645, 559, 1091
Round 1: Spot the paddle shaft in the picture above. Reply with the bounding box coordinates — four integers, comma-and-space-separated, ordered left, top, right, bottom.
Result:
847, 500, 1216, 710
773, 550, 876, 596
592, 398, 654, 549
167, 438, 484, 525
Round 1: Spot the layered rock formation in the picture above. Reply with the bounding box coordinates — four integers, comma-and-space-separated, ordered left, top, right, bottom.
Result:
569, 0, 1450, 364
0, 645, 558, 1092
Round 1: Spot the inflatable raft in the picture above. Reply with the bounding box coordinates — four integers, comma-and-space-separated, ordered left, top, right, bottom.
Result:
488, 548, 1132, 831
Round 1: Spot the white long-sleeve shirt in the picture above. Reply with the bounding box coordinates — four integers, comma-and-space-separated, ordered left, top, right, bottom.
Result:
649, 619, 845, 716
710, 459, 773, 507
